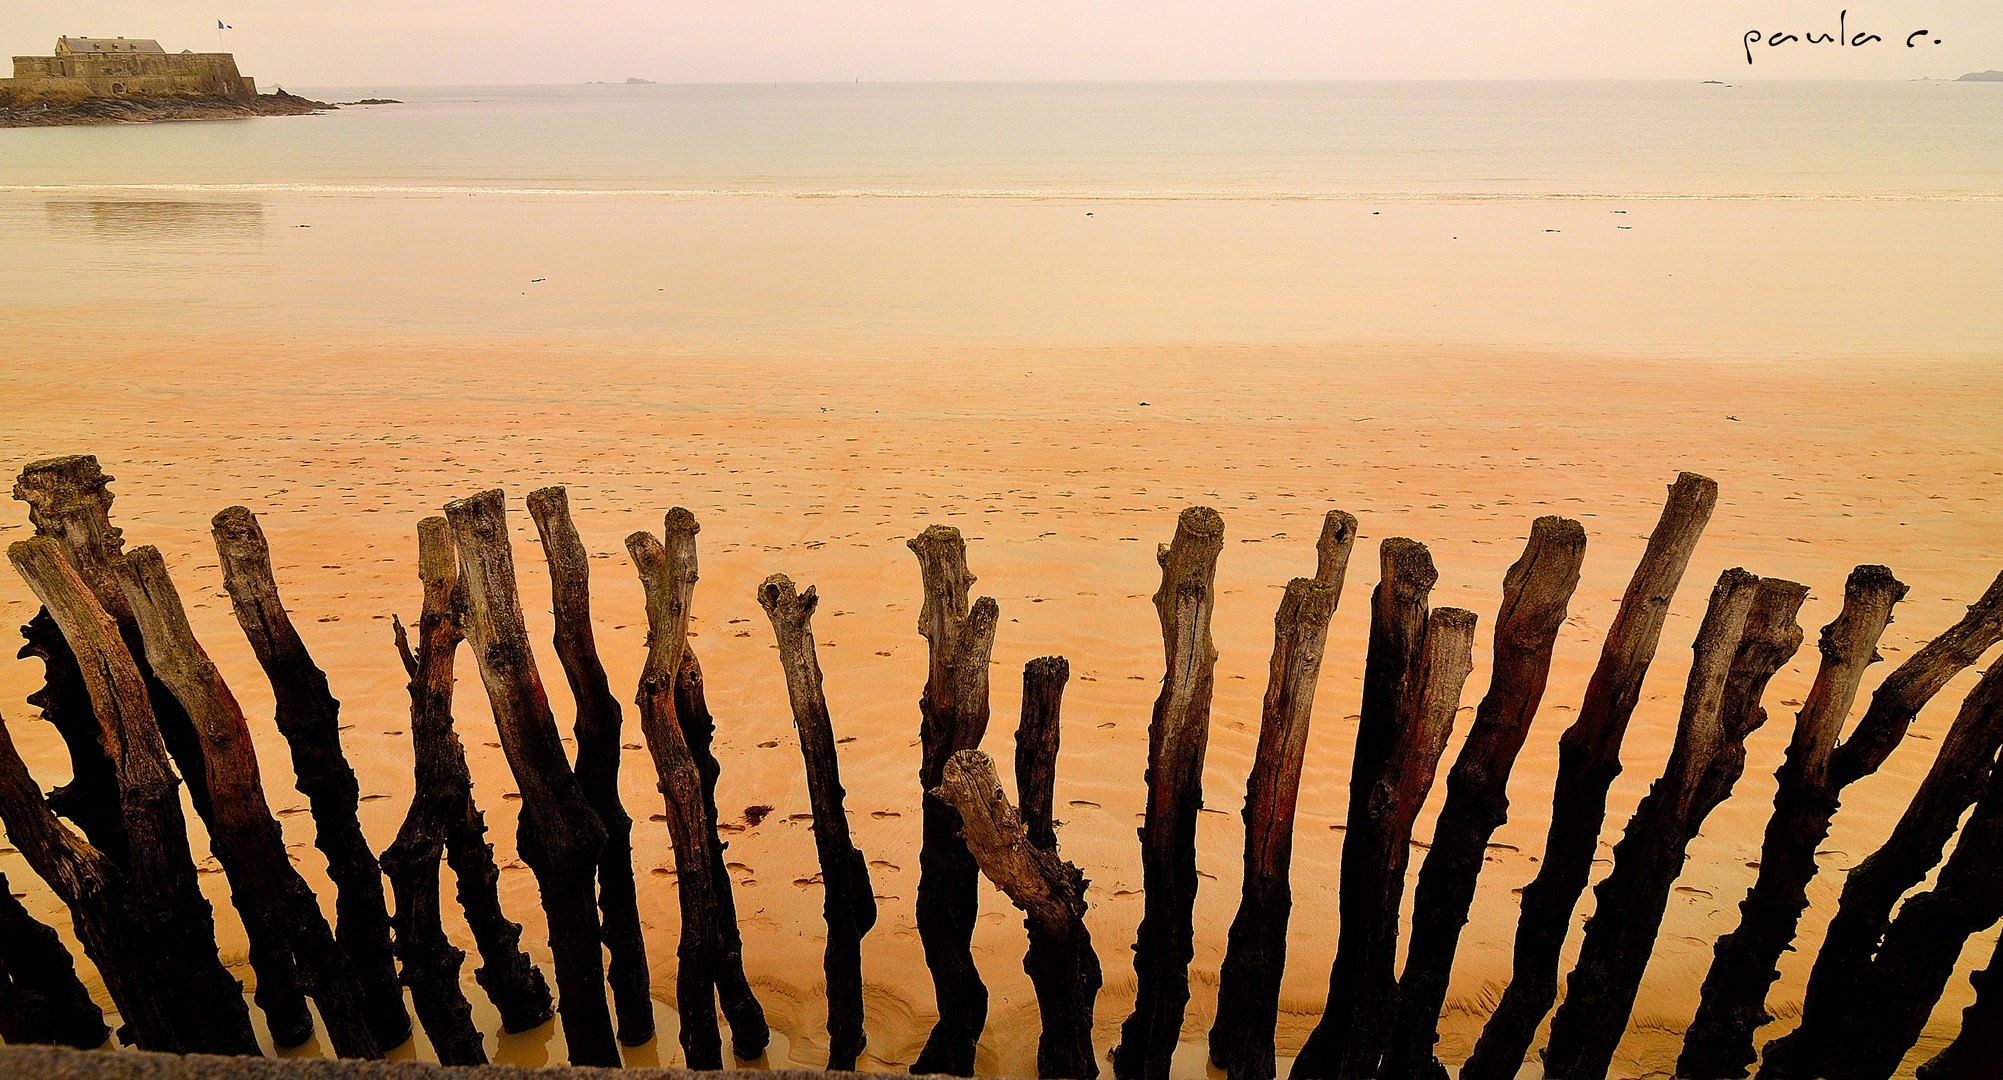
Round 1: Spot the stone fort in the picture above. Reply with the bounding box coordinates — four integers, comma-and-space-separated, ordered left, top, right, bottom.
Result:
5, 36, 257, 101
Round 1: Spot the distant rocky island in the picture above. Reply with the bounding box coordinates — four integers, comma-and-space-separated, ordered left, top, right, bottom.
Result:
1959, 70, 2003, 81
586, 77, 656, 84
0, 36, 334, 127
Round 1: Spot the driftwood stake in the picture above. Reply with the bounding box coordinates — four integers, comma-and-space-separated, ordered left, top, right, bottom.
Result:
113, 545, 385, 1060
1460, 471, 1718, 1080
758, 573, 878, 1069
1760, 659, 2003, 1079
1916, 933, 2003, 1080
1542, 570, 1793, 1080
380, 517, 487, 1064
908, 524, 1002, 1076
1015, 655, 1072, 853
1113, 507, 1226, 1080
445, 490, 618, 1067
627, 511, 733, 1069
0, 870, 107, 1049
1678, 564, 1912, 1079
936, 746, 1103, 1080
1209, 509, 1358, 1080
212, 505, 408, 1050
7, 536, 258, 1056
1299, 598, 1478, 1080
526, 486, 652, 1047
16, 609, 126, 868
1381, 516, 1587, 1080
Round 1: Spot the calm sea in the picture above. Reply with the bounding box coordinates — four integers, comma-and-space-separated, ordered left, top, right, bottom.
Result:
2, 81, 2000, 198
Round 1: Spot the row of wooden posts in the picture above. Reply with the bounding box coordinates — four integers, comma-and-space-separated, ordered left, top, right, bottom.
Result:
0, 456, 1999, 1080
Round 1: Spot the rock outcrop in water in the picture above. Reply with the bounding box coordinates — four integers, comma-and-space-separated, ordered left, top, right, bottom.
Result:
0, 88, 333, 127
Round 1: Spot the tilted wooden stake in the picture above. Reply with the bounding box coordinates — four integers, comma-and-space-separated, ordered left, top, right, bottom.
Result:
1460, 471, 1718, 1080
628, 510, 734, 1070
1301, 596, 1479, 1080
1017, 654, 1078, 857
212, 505, 408, 1050
380, 517, 488, 1064
8, 536, 258, 1056
935, 746, 1103, 1080
1916, 933, 2003, 1080
1381, 516, 1587, 1080
1678, 564, 1913, 1080
526, 486, 652, 1047
758, 573, 878, 1070
1760, 660, 2003, 1080
908, 524, 1002, 1077
0, 869, 107, 1049
1210, 510, 1357, 1080
1113, 506, 1226, 1080
16, 609, 127, 867
1542, 570, 1794, 1080
113, 545, 385, 1060
445, 489, 618, 1067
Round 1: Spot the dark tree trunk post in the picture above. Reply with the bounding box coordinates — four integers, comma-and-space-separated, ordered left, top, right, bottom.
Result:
1834, 758, 2003, 1080
444, 490, 618, 1068
211, 505, 408, 1050
626, 511, 732, 1070
758, 573, 878, 1069
908, 524, 1002, 1077
113, 545, 386, 1060
16, 609, 127, 868
1915, 933, 2003, 1080
1209, 508, 1358, 1080
380, 517, 488, 1065
1017, 654, 1079, 855
1112, 507, 1226, 1080
935, 747, 1103, 1080
7, 537, 259, 1056
1679, 564, 1912, 1080
1760, 660, 2003, 1080
1460, 471, 1718, 1080
1381, 516, 1587, 1080
1542, 571, 1797, 1080
526, 486, 653, 1047
1299, 601, 1478, 1080
0, 870, 108, 1049
673, 648, 770, 1057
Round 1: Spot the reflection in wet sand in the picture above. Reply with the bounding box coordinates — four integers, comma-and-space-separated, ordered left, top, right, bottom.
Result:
43, 199, 264, 239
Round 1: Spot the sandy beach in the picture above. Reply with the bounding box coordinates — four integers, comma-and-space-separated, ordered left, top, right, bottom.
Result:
2, 188, 2000, 1078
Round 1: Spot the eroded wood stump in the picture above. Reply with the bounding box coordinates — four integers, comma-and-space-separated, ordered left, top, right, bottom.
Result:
1460, 471, 1718, 1080
0, 869, 107, 1049
15, 608, 127, 867
936, 747, 1102, 1080
1114, 507, 1226, 1080
1380, 516, 1586, 1080
1210, 510, 1356, 1080
759, 573, 877, 1070
445, 490, 617, 1067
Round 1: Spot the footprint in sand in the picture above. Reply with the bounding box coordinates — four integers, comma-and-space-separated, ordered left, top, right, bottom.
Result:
870, 810, 901, 819
1069, 800, 1100, 809
869, 860, 900, 871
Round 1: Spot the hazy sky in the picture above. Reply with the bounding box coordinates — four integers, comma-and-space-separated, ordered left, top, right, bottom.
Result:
8, 2, 2000, 87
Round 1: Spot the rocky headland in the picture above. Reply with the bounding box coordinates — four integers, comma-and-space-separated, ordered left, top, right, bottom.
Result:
0, 88, 334, 127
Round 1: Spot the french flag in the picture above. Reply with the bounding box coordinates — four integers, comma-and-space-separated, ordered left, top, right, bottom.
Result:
218, 20, 232, 29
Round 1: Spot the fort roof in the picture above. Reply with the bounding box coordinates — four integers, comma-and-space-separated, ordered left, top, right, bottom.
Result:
57, 36, 166, 55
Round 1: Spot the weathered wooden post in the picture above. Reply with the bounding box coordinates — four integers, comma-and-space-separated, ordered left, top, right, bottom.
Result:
444, 490, 619, 1067
1297, 581, 1479, 1080
1209, 509, 1357, 1080
0, 871, 107, 1049
16, 609, 127, 866
1113, 507, 1226, 1080
1759, 660, 2003, 1079
114, 545, 385, 1060
8, 536, 258, 1056
390, 518, 553, 1038
1834, 757, 2003, 1080
1460, 471, 1718, 1080
212, 505, 408, 1050
908, 524, 1002, 1076
1677, 564, 1917, 1079
525, 486, 652, 1047
1541, 570, 1794, 1080
380, 518, 488, 1065
673, 648, 770, 1058
1915, 934, 2003, 1080
936, 745, 1103, 1080
1015, 655, 1075, 854
1380, 516, 1586, 1080
627, 510, 735, 1070
758, 573, 878, 1069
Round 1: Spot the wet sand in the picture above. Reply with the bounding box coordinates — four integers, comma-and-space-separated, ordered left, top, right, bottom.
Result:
1, 193, 1999, 1078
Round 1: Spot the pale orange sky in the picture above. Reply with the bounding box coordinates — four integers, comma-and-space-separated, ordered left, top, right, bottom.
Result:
6, 1, 2000, 86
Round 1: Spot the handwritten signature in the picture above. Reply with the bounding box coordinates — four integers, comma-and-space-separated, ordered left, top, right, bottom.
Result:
1745, 9, 1941, 64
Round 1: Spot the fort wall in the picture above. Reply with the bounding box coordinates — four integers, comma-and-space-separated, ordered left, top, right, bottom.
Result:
5, 46, 257, 102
